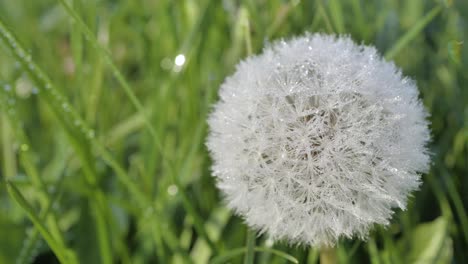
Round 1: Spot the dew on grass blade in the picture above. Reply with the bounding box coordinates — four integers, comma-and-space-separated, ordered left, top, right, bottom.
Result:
173, 54, 186, 72
87, 130, 95, 139
167, 185, 178, 196
174, 54, 186, 66
160, 57, 172, 70
20, 144, 29, 152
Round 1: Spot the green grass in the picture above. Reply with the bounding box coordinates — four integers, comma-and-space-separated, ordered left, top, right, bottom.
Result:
0, 0, 467, 263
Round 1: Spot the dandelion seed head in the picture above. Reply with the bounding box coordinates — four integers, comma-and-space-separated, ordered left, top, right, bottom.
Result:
206, 34, 431, 246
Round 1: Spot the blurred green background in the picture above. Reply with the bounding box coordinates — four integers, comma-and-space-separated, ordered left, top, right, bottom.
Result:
0, 0, 466, 263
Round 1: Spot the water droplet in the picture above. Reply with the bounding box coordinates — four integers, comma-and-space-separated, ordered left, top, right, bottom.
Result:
160, 57, 172, 70
174, 54, 186, 66
167, 185, 178, 196
265, 238, 274, 247
32, 87, 39, 94
16, 78, 33, 98
4, 84, 11, 91
87, 130, 95, 139
48, 186, 56, 194
143, 207, 154, 217
20, 144, 29, 151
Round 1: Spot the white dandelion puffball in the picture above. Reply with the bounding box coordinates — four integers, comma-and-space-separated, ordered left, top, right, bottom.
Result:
206, 34, 430, 246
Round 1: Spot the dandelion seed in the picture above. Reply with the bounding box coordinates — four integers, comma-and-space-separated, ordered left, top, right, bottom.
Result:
206, 34, 431, 246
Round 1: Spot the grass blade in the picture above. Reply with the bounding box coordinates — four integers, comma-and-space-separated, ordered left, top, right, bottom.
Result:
384, 5, 442, 60
6, 181, 78, 264
254, 247, 299, 264
244, 228, 256, 264
0, 18, 113, 264
15, 170, 69, 264
211, 248, 246, 264
328, 0, 345, 33
55, 0, 157, 140
211, 247, 298, 264
317, 2, 335, 33
1, 112, 16, 179
55, 0, 218, 252
367, 238, 381, 264
0, 80, 73, 263
441, 169, 468, 244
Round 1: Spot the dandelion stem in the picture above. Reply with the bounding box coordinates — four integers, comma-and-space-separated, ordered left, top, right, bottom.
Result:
320, 246, 337, 264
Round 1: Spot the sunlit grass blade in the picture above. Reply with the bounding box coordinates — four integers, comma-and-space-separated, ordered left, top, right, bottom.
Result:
317, 2, 335, 33
211, 247, 299, 264
266, 1, 300, 38
384, 5, 442, 60
104, 109, 145, 147
350, 0, 368, 39
241, 8, 252, 56
190, 207, 231, 263
328, 0, 345, 33
6, 181, 78, 264
1, 112, 16, 179
367, 238, 381, 264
